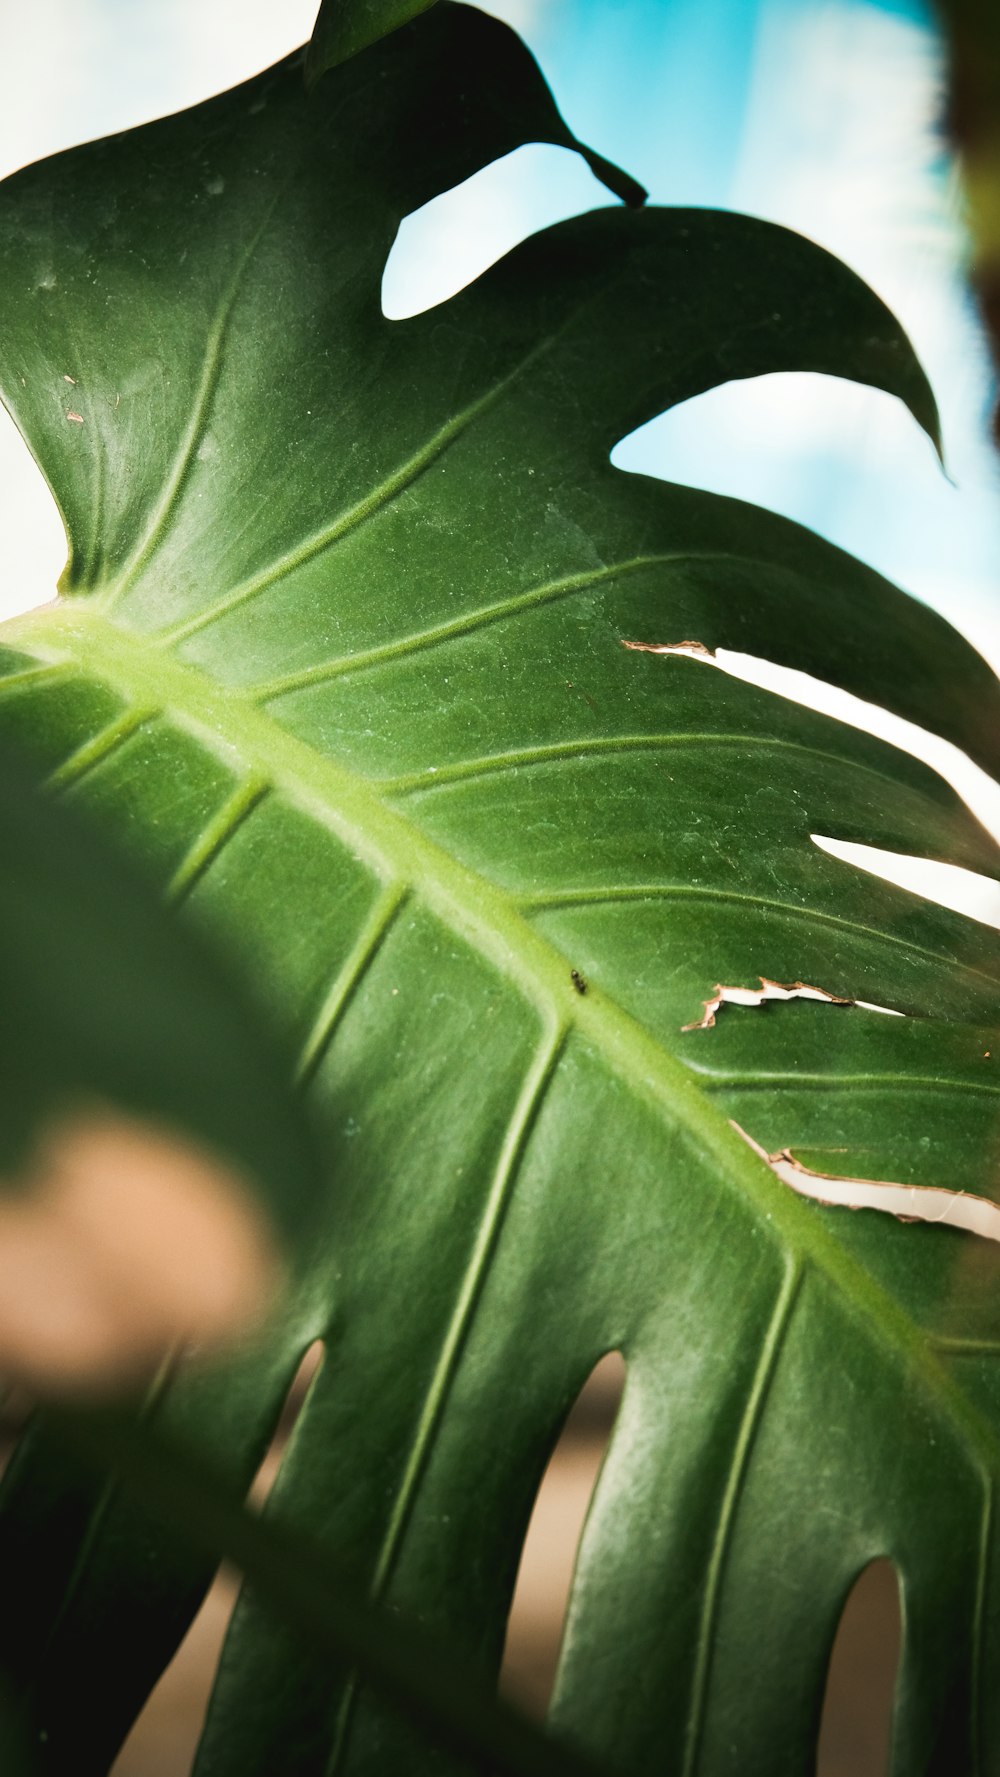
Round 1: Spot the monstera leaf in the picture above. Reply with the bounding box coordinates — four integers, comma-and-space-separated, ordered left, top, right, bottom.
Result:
305, 0, 440, 79
2, 4, 1000, 1773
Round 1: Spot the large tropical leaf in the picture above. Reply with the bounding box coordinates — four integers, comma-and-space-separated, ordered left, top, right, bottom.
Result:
2, 4, 1000, 1772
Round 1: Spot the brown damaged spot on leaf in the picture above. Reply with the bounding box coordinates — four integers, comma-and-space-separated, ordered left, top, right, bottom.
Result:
733, 1121, 1000, 1244
682, 975, 902, 1032
621, 638, 717, 661
0, 1108, 280, 1395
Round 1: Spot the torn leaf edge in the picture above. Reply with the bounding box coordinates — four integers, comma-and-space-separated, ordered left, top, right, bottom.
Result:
621, 638, 715, 661
683, 976, 901, 1032
733, 1121, 1000, 1244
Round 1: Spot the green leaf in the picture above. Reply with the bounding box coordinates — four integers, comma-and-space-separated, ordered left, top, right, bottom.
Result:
1, 4, 999, 1774
302, 0, 645, 207
306, 0, 441, 80
46, 1402, 604, 1777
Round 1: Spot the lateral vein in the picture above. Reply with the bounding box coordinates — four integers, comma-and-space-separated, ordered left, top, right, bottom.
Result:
324, 1017, 568, 1775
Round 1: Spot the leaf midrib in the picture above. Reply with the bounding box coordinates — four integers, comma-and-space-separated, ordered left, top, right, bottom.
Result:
6, 597, 999, 1486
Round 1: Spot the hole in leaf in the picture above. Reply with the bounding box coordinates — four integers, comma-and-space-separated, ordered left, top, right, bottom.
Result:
110, 1568, 238, 1777
500, 1351, 626, 1719
110, 1339, 324, 1777
685, 975, 901, 1032
812, 835, 1000, 930
248, 1336, 324, 1509
608, 360, 962, 620
736, 1122, 1000, 1243
611, 370, 938, 523
714, 649, 1000, 846
816, 1558, 901, 1777
381, 143, 612, 320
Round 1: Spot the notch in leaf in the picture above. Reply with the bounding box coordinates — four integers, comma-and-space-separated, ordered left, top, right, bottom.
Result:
305, 0, 646, 207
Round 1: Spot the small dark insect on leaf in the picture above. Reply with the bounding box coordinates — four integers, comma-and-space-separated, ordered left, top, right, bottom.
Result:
571, 968, 588, 995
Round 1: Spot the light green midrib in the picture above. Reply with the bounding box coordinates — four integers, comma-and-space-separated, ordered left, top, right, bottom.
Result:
5, 599, 1000, 1481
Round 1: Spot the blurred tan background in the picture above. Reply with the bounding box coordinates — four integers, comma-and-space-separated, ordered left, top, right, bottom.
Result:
105, 1356, 901, 1777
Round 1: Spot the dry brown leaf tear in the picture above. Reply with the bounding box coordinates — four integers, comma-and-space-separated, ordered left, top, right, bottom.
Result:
734, 1122, 1000, 1244
683, 976, 901, 1031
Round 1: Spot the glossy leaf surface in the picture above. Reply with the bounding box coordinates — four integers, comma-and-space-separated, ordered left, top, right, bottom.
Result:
306, 0, 441, 79
1, 5, 1000, 1773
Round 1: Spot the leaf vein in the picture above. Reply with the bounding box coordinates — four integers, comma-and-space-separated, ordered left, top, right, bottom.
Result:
931, 1338, 1000, 1358
249, 550, 749, 701
521, 883, 1000, 995
102, 177, 294, 609
972, 1477, 993, 1776
324, 1017, 568, 1774
295, 881, 409, 1090
0, 663, 73, 698
381, 732, 957, 798
158, 341, 558, 648
705, 1073, 1000, 1098
47, 705, 159, 793
165, 776, 270, 906
683, 1262, 804, 1777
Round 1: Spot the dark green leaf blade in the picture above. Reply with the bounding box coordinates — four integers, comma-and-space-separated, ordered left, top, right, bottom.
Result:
46, 1403, 606, 1777
306, 0, 440, 80
0, 5, 642, 618
0, 8, 999, 1777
